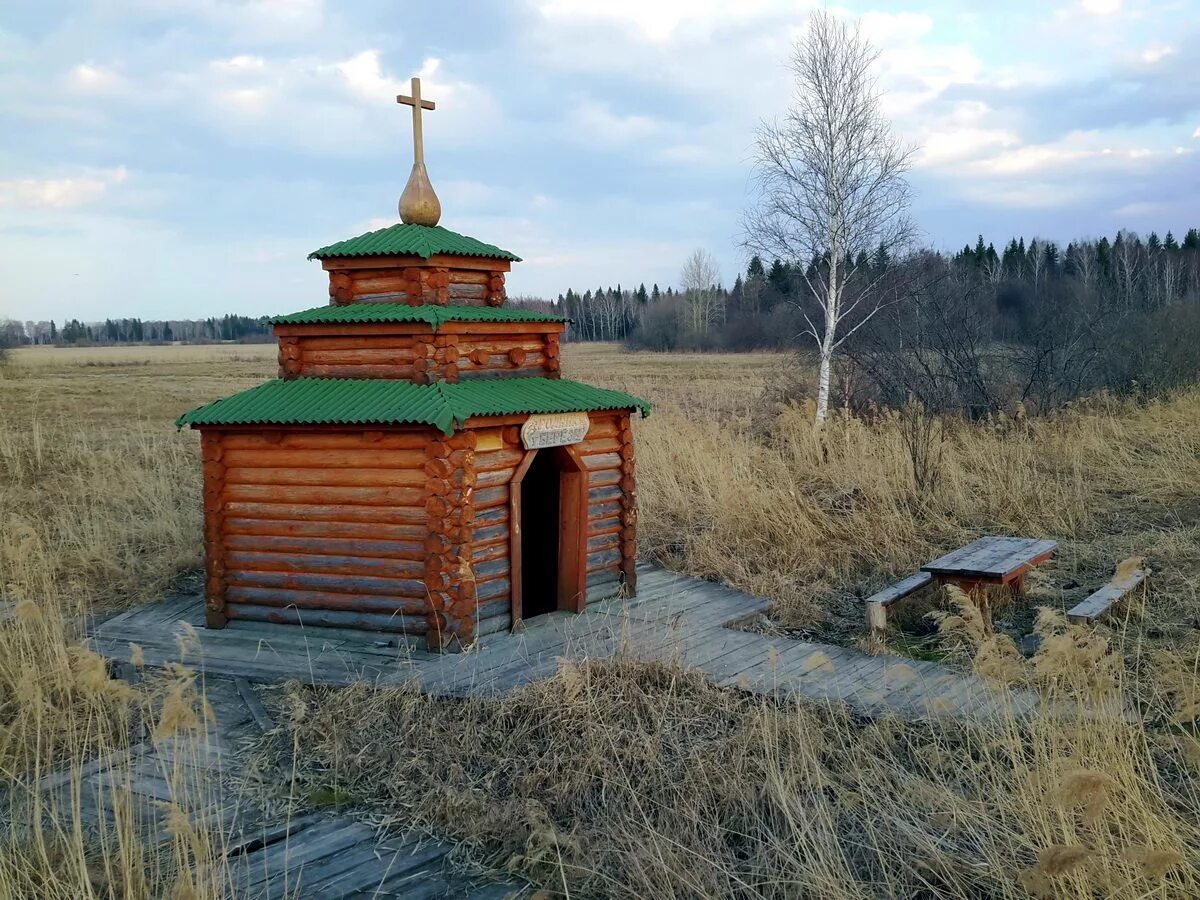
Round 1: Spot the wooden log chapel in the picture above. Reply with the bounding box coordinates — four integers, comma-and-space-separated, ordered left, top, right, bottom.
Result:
177, 77, 649, 650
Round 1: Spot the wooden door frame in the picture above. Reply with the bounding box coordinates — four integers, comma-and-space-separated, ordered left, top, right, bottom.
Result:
508, 445, 588, 629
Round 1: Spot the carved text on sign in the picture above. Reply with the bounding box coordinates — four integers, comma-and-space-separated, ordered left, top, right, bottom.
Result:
521, 412, 589, 449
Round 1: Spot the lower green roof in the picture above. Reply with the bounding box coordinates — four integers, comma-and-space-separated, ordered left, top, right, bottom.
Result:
271, 303, 564, 327
177, 377, 649, 435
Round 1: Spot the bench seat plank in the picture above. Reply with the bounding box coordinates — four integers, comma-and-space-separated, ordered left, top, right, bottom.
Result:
1067, 568, 1148, 624
866, 571, 935, 631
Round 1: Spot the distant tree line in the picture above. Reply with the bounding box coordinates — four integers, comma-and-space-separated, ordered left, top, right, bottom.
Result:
0, 314, 273, 347
535, 227, 1200, 357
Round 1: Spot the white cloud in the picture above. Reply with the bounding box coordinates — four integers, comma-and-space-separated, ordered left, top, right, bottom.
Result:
1193, 126, 1200, 139
327, 50, 403, 100
211, 55, 266, 72
1079, 0, 1122, 15
570, 101, 664, 144
536, 0, 796, 42
68, 63, 122, 91
1139, 44, 1175, 64
0, 167, 128, 209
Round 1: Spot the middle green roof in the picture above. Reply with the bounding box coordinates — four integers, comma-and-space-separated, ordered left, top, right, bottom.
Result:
271, 303, 564, 328
177, 377, 650, 435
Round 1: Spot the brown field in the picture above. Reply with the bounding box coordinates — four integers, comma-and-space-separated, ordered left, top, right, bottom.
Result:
2, 342, 1199, 897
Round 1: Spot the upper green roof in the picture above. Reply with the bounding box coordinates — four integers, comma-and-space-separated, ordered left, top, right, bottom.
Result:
272, 303, 563, 327
177, 377, 649, 435
308, 224, 521, 262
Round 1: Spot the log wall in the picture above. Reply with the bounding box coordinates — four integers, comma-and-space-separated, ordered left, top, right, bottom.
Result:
201, 429, 435, 643
467, 411, 638, 633
470, 435, 523, 638
277, 325, 563, 381
320, 256, 508, 306
198, 411, 637, 648
580, 412, 637, 602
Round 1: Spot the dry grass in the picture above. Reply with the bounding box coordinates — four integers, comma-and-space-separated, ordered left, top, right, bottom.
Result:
268, 624, 1200, 898
2, 342, 1199, 897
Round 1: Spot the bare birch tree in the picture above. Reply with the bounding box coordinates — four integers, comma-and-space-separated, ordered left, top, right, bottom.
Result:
680, 248, 722, 337
745, 9, 915, 423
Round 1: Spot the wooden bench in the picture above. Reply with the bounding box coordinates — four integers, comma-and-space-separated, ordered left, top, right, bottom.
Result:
1066, 561, 1149, 624
866, 571, 934, 632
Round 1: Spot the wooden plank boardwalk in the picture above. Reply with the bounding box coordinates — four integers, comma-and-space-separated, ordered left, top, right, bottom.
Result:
89, 564, 1033, 719
69, 564, 1043, 897
37, 675, 525, 899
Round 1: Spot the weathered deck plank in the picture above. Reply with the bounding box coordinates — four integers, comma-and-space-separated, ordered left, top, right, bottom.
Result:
86, 565, 1034, 724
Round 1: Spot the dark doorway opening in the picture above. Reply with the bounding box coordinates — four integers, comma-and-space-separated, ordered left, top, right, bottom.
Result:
520, 450, 561, 619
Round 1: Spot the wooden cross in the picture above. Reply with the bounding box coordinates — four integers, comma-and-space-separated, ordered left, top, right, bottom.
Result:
396, 77, 435, 166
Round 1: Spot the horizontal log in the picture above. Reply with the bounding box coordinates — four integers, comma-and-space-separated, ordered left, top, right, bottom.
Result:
476, 598, 510, 620
474, 557, 510, 580
587, 470, 621, 488
226, 603, 427, 634
471, 540, 508, 564
276, 323, 434, 338
301, 364, 418, 379
222, 448, 428, 469
475, 505, 509, 527
583, 452, 622, 472
438, 322, 560, 335
579, 437, 621, 455
224, 467, 424, 488
448, 270, 490, 286
586, 570, 622, 589
226, 569, 428, 598
457, 337, 546, 355
476, 468, 515, 490
587, 533, 619, 553
349, 272, 407, 293
588, 485, 623, 505
457, 365, 551, 381
290, 336, 419, 353
352, 291, 409, 304
589, 501, 621, 521
225, 484, 424, 508
226, 549, 425, 579
588, 516, 621, 537
220, 432, 429, 451
223, 502, 427, 525
301, 348, 418, 365
475, 486, 508, 510
225, 585, 431, 616
474, 448, 525, 472
476, 613, 512, 637
448, 283, 486, 299
476, 577, 510, 602
587, 547, 621, 572
472, 522, 509, 546
224, 534, 425, 561
585, 419, 620, 439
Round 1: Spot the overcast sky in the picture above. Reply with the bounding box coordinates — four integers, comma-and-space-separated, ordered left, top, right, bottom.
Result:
1, 0, 1198, 323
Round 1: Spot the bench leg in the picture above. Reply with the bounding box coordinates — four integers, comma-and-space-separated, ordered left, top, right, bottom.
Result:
866, 600, 887, 633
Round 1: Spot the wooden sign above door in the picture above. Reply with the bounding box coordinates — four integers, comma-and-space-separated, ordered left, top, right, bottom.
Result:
521, 412, 590, 449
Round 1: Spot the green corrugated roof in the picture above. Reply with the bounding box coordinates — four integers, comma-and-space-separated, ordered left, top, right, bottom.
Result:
272, 303, 563, 327
308, 224, 520, 261
177, 377, 649, 435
